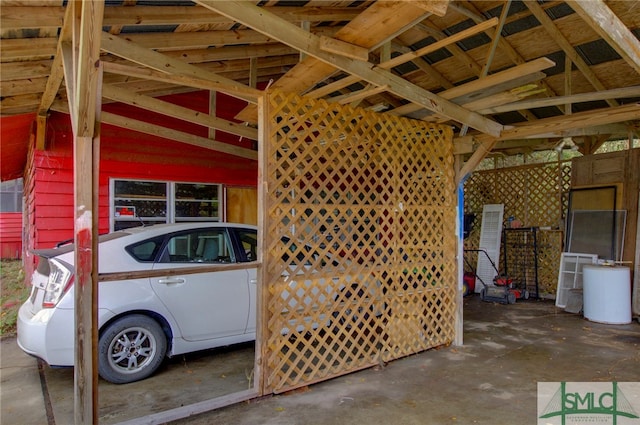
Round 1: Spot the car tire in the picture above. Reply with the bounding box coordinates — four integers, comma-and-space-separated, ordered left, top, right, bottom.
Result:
98, 315, 167, 384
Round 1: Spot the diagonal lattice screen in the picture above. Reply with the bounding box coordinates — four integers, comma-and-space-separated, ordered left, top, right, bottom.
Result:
260, 90, 457, 394
463, 161, 572, 295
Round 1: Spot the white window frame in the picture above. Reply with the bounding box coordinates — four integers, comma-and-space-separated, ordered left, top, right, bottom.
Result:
110, 178, 223, 232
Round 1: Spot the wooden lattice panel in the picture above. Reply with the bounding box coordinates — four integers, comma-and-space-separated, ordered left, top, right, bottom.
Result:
463, 161, 572, 297
261, 90, 457, 394
536, 230, 564, 295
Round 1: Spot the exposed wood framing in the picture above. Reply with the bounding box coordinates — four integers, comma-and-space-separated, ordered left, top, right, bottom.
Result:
567, 0, 640, 75
35, 3, 74, 150
319, 36, 369, 61
479, 86, 640, 115
1, 5, 363, 29
67, 1, 104, 424
101, 85, 258, 140
198, 1, 503, 137
525, 0, 618, 108
232, 0, 446, 123
499, 103, 640, 141
101, 62, 259, 101
391, 58, 554, 117
449, 1, 558, 119
52, 100, 258, 161
100, 33, 261, 103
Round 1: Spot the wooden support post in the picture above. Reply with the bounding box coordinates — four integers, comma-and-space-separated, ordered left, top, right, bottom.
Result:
69, 1, 104, 424
256, 92, 268, 396
565, 54, 572, 115
209, 91, 216, 140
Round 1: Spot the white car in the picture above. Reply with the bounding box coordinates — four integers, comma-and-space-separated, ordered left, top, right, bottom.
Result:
17, 223, 260, 384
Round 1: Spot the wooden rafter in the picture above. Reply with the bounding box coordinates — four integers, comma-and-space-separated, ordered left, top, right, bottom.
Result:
304, 18, 497, 102
479, 86, 640, 115
390, 57, 554, 117
567, 0, 640, 75
525, 0, 619, 108
1, 5, 363, 29
232, 0, 444, 123
499, 103, 639, 141
35, 2, 73, 149
101, 84, 258, 141
100, 32, 261, 102
51, 100, 258, 161
198, 1, 502, 137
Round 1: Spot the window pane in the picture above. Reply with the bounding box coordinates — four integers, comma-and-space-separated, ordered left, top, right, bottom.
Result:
174, 183, 219, 220
175, 201, 218, 218
114, 180, 168, 230
0, 180, 15, 191
160, 228, 235, 263
115, 180, 166, 198
175, 183, 218, 200
0, 178, 23, 212
0, 193, 15, 212
236, 228, 257, 262
126, 236, 165, 262
115, 200, 167, 218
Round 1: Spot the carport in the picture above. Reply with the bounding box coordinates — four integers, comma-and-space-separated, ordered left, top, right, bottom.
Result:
1, 1, 639, 424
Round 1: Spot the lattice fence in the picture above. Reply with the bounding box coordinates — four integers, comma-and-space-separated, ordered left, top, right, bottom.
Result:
260, 90, 457, 394
463, 162, 571, 296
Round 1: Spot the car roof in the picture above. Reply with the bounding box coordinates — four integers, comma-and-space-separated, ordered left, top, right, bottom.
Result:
120, 222, 257, 236
32, 222, 258, 258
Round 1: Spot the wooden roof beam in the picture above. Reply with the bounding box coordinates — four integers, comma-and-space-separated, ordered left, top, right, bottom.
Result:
448, 1, 560, 120
334, 85, 390, 105
232, 0, 442, 123
306, 19, 497, 100
200, 1, 502, 137
567, 0, 640, 75
479, 86, 640, 115
35, 2, 74, 150
102, 84, 258, 141
319, 36, 369, 61
117, 26, 339, 52
413, 0, 449, 16
525, 0, 619, 107
456, 104, 639, 182
382, 18, 498, 71
390, 57, 554, 117
390, 41, 455, 90
51, 100, 258, 161
499, 103, 640, 141
100, 32, 261, 103
1, 5, 363, 30
102, 61, 257, 101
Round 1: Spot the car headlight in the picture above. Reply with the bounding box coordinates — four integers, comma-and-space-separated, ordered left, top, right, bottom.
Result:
43, 259, 74, 308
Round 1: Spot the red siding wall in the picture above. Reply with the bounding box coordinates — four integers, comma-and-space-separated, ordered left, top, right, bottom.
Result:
24, 91, 258, 262
0, 212, 23, 259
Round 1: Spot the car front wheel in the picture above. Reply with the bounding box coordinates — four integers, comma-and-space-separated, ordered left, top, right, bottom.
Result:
98, 315, 167, 384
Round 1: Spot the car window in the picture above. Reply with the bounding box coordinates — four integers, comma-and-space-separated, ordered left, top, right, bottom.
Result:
126, 236, 165, 262
281, 237, 339, 267
159, 228, 235, 263
236, 228, 257, 262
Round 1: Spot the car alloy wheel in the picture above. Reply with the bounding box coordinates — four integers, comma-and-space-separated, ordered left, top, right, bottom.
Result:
98, 315, 167, 384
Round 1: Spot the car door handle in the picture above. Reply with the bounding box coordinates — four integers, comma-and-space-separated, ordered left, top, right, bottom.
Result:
250, 279, 257, 285
157, 277, 186, 285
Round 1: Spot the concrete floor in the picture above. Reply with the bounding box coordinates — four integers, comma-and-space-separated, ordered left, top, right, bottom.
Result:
2, 296, 639, 425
